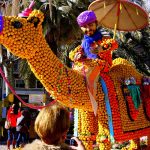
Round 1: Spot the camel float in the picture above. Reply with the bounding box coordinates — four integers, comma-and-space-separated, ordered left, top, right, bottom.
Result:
0, 10, 150, 150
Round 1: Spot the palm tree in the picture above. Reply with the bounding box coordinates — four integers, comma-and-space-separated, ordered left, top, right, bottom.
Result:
32, 0, 90, 67
112, 29, 150, 76
18, 59, 37, 88
37, 0, 89, 49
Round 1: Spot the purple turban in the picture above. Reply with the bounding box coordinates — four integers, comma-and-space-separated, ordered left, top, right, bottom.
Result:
77, 10, 97, 27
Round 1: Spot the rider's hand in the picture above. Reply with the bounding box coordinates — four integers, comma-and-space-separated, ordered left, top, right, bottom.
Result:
98, 45, 103, 53
74, 52, 82, 61
90, 46, 103, 54
69, 137, 85, 150
90, 47, 99, 54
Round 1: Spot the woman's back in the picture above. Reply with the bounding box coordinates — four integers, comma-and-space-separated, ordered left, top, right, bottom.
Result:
23, 139, 71, 150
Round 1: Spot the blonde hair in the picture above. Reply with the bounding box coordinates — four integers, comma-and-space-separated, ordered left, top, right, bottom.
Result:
34, 102, 70, 144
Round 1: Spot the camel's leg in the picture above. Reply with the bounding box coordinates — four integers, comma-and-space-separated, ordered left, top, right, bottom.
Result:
78, 109, 98, 150
128, 138, 140, 150
96, 101, 112, 150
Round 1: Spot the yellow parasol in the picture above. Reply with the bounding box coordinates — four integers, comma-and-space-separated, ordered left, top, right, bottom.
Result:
88, 0, 149, 38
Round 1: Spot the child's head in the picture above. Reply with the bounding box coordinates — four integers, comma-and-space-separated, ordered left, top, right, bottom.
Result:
34, 102, 70, 145
77, 10, 97, 36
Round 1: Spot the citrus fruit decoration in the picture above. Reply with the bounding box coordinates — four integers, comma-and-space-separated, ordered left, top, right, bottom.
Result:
0, 10, 150, 150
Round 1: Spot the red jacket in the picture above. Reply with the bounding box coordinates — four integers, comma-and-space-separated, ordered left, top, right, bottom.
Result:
7, 107, 21, 127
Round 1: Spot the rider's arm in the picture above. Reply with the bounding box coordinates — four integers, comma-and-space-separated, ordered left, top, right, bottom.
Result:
82, 41, 99, 59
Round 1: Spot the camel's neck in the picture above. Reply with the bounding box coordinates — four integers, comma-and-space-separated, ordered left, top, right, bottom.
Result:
28, 37, 92, 109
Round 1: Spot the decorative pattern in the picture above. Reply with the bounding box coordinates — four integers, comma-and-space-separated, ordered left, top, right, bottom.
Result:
109, 58, 150, 141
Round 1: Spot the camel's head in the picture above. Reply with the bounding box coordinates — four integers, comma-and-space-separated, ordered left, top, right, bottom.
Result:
0, 10, 44, 59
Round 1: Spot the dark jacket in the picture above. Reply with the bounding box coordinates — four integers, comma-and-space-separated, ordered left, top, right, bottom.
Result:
16, 111, 30, 133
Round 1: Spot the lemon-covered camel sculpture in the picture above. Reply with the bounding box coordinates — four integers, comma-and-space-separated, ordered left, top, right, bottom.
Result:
0, 10, 150, 150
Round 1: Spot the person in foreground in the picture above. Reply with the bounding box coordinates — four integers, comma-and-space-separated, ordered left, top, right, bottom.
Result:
23, 102, 85, 150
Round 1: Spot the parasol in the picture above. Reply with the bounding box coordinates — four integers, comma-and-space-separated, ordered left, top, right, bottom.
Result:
88, 0, 149, 36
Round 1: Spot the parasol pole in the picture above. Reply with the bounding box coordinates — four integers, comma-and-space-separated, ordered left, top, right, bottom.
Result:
113, 22, 118, 39
49, 0, 52, 20
113, 1, 122, 39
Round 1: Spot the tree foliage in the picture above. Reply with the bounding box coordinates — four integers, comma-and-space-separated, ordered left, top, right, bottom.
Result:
0, 0, 149, 82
